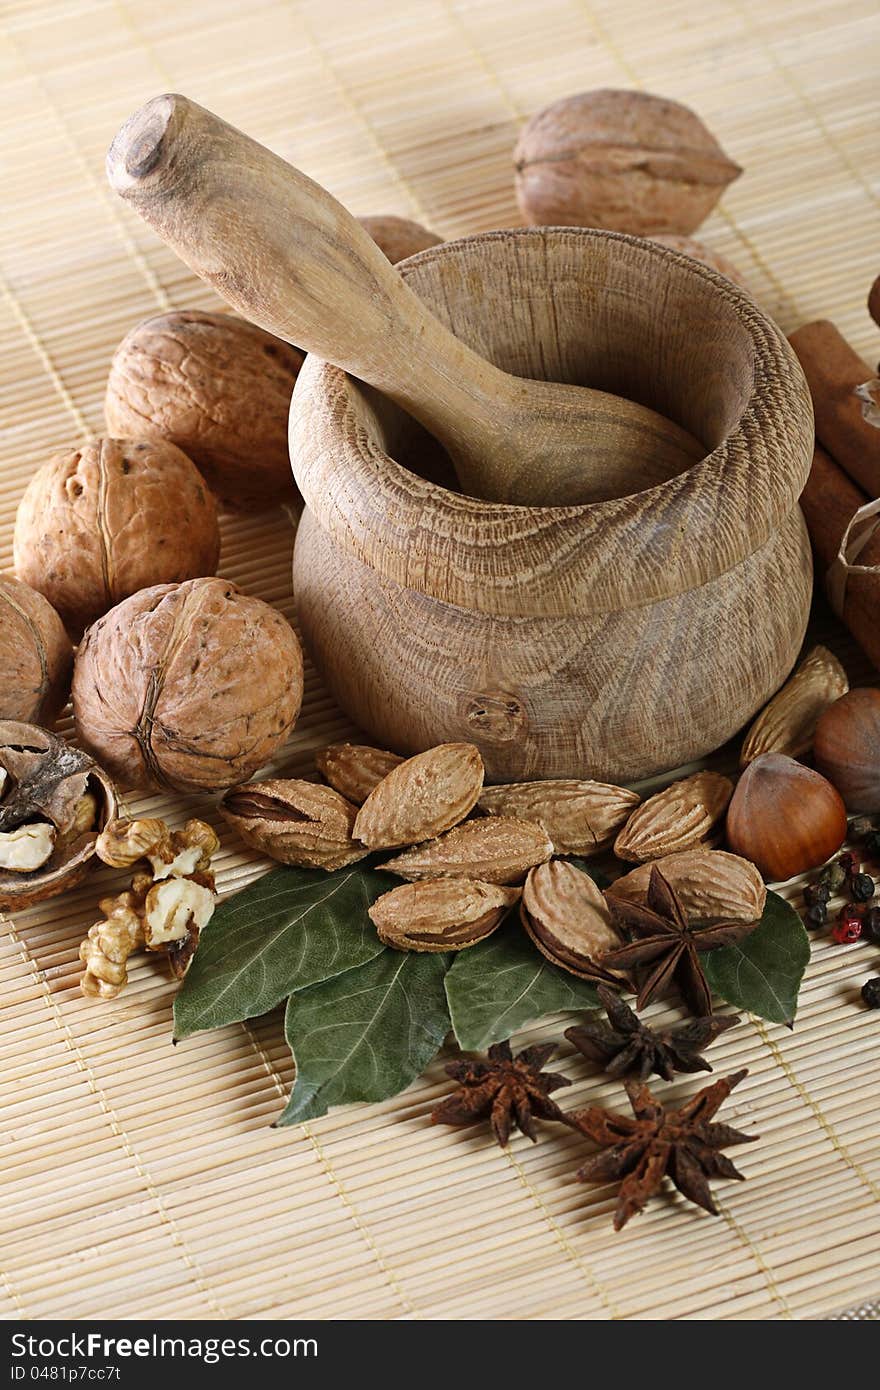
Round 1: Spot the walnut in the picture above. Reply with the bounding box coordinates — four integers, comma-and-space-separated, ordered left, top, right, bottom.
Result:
0, 575, 72, 724
13, 438, 220, 635
80, 816, 219, 999
72, 577, 303, 793
514, 89, 741, 235
0, 720, 116, 911
358, 215, 443, 264
104, 311, 305, 510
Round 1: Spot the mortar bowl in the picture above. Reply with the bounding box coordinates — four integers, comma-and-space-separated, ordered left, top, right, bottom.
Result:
290, 227, 813, 783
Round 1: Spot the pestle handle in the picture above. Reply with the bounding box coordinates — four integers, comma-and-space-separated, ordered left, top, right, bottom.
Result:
106, 94, 515, 498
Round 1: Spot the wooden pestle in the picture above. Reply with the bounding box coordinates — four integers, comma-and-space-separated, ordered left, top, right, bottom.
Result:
106, 94, 702, 507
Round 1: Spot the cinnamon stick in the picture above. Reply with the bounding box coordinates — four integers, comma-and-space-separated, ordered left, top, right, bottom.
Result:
801, 444, 880, 671
789, 320, 880, 497
869, 274, 880, 331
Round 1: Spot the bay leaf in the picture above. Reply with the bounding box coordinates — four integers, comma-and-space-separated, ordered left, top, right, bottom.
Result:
704, 889, 810, 1025
173, 863, 395, 1041
277, 949, 451, 1124
445, 921, 600, 1051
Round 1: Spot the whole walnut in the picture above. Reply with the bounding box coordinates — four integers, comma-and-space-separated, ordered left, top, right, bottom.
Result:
514, 89, 741, 236
358, 215, 443, 264
0, 576, 72, 724
14, 438, 220, 635
72, 578, 304, 793
104, 311, 305, 510
651, 235, 748, 290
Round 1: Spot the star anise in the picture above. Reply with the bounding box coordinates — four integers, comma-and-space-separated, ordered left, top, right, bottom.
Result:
602, 866, 758, 1016
571, 1068, 756, 1229
431, 1040, 571, 1146
566, 985, 739, 1081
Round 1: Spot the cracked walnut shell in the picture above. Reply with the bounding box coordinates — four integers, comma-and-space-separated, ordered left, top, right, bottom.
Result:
13, 437, 220, 634
0, 720, 116, 911
514, 89, 741, 235
0, 576, 72, 724
104, 310, 304, 510
72, 578, 303, 793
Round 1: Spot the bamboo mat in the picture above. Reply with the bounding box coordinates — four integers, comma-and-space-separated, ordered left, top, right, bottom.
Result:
2, 0, 879, 1323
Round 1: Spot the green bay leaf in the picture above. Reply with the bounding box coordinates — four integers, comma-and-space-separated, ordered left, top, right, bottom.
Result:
704, 889, 810, 1025
445, 921, 600, 1051
173, 863, 396, 1041
277, 949, 451, 1125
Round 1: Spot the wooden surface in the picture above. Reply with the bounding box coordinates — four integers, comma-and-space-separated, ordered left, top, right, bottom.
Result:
1, 0, 879, 1323
292, 228, 814, 781
108, 92, 704, 507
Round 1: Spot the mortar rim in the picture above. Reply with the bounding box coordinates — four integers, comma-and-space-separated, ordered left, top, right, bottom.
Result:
290, 226, 814, 620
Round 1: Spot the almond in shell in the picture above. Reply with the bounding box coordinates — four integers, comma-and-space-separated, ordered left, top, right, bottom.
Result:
478, 779, 640, 855
368, 879, 521, 952
354, 743, 484, 849
614, 771, 733, 863
521, 860, 624, 982
315, 742, 404, 804
740, 645, 849, 767
220, 779, 366, 871
380, 816, 552, 885
609, 849, 766, 925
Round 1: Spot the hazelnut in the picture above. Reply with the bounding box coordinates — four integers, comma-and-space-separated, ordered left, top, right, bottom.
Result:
726, 753, 847, 883
814, 688, 880, 811
0, 576, 72, 724
13, 438, 220, 635
104, 310, 304, 510
358, 215, 443, 264
0, 720, 116, 911
650, 235, 748, 289
72, 577, 303, 793
514, 89, 741, 235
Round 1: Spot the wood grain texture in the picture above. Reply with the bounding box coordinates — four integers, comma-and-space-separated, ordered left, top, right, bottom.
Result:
106, 93, 701, 507
292, 228, 814, 780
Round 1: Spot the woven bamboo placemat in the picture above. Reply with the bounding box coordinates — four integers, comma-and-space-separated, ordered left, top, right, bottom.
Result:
2, 0, 879, 1322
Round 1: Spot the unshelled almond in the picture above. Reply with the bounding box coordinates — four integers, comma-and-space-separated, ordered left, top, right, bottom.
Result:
740, 645, 849, 766
354, 743, 484, 849
614, 771, 733, 863
521, 860, 623, 982
315, 742, 404, 804
608, 849, 766, 924
478, 779, 640, 856
220, 779, 366, 871
380, 816, 552, 885
368, 879, 520, 952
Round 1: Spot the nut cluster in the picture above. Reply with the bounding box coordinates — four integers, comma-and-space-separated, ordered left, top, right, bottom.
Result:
81, 816, 219, 1000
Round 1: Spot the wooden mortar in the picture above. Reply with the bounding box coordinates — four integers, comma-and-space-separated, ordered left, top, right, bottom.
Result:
292, 228, 814, 783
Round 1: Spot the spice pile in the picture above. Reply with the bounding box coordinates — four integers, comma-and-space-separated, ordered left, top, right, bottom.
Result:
1, 83, 878, 1233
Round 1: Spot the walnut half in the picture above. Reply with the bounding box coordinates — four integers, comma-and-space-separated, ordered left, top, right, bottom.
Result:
0, 721, 116, 911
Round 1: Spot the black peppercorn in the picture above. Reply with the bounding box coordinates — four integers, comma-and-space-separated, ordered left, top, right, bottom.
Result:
804, 882, 831, 907
861, 977, 880, 1009
805, 903, 827, 929
851, 872, 876, 903
864, 906, 880, 945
